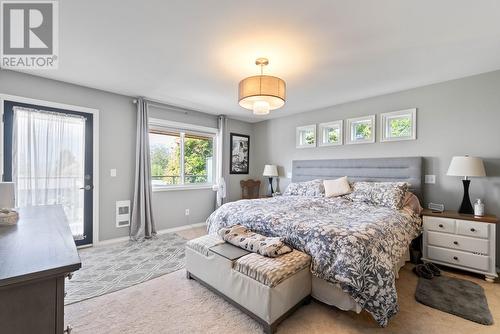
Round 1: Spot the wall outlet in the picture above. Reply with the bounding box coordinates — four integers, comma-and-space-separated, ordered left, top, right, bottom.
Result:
286, 172, 292, 179
110, 169, 117, 177
185, 209, 190, 216
424, 175, 436, 184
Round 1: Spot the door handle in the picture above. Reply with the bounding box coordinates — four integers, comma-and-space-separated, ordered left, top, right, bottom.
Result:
79, 185, 94, 191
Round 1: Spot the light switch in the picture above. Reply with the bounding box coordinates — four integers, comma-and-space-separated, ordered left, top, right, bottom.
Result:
286, 172, 292, 179
110, 169, 117, 177
424, 175, 436, 184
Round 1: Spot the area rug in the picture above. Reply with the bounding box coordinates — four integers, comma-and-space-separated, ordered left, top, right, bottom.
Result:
65, 233, 186, 305
415, 275, 494, 325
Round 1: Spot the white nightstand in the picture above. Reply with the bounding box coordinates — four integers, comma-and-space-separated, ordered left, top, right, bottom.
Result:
421, 209, 498, 282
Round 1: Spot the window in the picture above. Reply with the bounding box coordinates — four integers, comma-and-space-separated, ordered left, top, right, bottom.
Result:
318, 120, 343, 146
296, 124, 316, 148
149, 120, 216, 190
380, 109, 417, 142
346, 115, 375, 144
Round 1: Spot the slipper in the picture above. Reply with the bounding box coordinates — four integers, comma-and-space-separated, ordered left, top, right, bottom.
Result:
424, 263, 441, 276
413, 264, 434, 279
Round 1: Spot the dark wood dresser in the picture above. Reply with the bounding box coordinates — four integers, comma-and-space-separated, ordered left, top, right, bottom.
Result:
0, 205, 81, 334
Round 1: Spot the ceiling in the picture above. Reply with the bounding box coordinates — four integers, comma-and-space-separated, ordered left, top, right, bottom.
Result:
16, 0, 500, 122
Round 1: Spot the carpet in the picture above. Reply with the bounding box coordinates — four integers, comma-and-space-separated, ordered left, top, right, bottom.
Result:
66, 266, 500, 334
65, 233, 186, 305
415, 276, 494, 325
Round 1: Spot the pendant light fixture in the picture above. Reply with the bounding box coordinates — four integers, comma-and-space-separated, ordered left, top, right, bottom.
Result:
238, 58, 286, 115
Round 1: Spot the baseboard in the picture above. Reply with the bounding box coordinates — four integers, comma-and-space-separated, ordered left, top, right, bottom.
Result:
94, 222, 206, 247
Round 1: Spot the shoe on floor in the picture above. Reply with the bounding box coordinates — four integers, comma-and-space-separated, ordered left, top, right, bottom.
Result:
413, 264, 434, 279
424, 263, 441, 276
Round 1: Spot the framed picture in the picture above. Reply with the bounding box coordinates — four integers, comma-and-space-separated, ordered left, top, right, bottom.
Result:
296, 124, 316, 148
318, 120, 343, 146
380, 108, 417, 142
346, 115, 375, 144
230, 133, 250, 174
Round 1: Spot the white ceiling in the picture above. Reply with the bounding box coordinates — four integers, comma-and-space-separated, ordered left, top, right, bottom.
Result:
17, 0, 500, 122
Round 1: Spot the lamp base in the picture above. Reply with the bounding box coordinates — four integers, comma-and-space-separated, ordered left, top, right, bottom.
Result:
458, 179, 474, 215
267, 178, 274, 197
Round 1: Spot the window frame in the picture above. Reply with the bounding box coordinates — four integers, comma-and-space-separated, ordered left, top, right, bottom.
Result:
148, 118, 218, 192
380, 108, 417, 142
318, 120, 343, 147
295, 124, 317, 148
345, 115, 376, 145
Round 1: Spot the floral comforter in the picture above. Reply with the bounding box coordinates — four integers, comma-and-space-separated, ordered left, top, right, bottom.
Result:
206, 196, 422, 326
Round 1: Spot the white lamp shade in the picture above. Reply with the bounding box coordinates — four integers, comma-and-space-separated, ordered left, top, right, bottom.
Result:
0, 182, 15, 208
446, 156, 486, 177
263, 165, 278, 177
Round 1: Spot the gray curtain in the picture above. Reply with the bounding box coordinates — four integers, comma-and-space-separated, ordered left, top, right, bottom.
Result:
130, 98, 156, 240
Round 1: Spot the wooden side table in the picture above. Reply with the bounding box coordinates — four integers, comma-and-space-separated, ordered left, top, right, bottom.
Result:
421, 209, 498, 282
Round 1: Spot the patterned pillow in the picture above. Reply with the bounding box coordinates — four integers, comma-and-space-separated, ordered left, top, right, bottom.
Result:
218, 225, 292, 257
345, 181, 409, 209
283, 179, 325, 197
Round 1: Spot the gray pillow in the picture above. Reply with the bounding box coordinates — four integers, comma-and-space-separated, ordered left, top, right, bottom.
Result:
345, 181, 409, 209
283, 179, 325, 197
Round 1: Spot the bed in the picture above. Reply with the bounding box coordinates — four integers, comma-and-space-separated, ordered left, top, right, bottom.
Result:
207, 157, 423, 327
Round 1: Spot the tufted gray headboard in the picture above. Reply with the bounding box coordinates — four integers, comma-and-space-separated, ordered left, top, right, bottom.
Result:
292, 157, 423, 201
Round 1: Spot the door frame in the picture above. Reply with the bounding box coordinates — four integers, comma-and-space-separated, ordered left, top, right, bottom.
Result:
0, 94, 100, 246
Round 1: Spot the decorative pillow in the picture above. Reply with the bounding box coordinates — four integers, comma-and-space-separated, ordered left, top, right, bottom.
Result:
323, 177, 352, 197
402, 192, 423, 215
345, 181, 409, 209
283, 179, 325, 197
218, 225, 292, 258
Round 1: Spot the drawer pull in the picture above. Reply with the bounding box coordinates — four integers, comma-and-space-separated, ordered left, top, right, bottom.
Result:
453, 241, 458, 245
470, 228, 476, 232
453, 256, 459, 261
438, 224, 444, 228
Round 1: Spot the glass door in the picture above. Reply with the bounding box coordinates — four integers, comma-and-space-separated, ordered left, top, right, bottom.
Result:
3, 100, 94, 246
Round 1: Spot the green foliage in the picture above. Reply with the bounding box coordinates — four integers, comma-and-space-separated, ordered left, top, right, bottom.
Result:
390, 118, 411, 137
327, 128, 339, 143
304, 131, 315, 145
184, 137, 213, 183
354, 123, 371, 139
150, 135, 212, 184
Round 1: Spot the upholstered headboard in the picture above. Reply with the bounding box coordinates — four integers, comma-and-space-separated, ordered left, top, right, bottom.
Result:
291, 157, 423, 201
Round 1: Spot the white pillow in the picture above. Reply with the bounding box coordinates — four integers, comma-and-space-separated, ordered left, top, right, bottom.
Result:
323, 177, 352, 197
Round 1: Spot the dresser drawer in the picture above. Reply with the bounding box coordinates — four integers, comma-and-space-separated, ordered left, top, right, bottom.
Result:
427, 246, 490, 272
456, 220, 489, 239
427, 231, 489, 254
423, 216, 455, 233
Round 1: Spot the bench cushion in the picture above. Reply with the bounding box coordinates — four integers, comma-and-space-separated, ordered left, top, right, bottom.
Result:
186, 234, 224, 257
234, 250, 311, 287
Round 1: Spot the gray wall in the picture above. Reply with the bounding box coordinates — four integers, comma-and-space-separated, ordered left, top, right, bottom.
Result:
225, 118, 257, 202
253, 70, 500, 266
0, 70, 225, 241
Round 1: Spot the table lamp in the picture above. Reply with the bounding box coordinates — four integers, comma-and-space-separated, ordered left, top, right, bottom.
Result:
263, 165, 278, 196
446, 156, 486, 214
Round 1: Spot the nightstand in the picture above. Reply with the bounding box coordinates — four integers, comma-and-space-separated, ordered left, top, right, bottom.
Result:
421, 209, 498, 282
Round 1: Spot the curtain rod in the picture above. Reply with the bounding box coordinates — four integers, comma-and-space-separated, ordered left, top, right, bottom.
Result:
132, 98, 196, 115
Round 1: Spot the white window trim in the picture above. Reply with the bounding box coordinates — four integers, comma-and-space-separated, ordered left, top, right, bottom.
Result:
149, 118, 218, 191
318, 120, 343, 147
345, 115, 376, 145
296, 124, 317, 148
380, 108, 417, 142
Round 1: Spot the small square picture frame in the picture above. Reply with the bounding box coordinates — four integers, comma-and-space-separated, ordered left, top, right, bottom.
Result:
380, 108, 417, 142
296, 124, 316, 148
346, 115, 375, 145
318, 120, 343, 147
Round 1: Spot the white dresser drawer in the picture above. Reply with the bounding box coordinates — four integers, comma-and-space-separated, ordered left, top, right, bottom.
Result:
427, 231, 489, 255
456, 220, 489, 239
423, 216, 455, 233
427, 246, 490, 272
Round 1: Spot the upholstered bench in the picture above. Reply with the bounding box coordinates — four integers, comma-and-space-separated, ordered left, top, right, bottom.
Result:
185, 235, 312, 334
